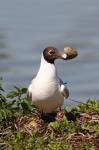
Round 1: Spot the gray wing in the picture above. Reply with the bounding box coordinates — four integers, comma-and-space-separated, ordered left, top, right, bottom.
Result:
58, 77, 69, 98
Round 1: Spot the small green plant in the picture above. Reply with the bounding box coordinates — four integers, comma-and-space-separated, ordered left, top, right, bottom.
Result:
71, 99, 99, 113
0, 77, 99, 150
50, 120, 60, 130
50, 116, 69, 131
0, 77, 36, 127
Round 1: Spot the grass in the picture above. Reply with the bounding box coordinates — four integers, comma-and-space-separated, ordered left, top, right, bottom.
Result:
0, 77, 99, 150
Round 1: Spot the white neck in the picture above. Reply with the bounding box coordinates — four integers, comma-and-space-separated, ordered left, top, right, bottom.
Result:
36, 54, 57, 79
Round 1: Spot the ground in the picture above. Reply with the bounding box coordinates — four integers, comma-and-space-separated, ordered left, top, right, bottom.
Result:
0, 98, 99, 150
0, 80, 99, 149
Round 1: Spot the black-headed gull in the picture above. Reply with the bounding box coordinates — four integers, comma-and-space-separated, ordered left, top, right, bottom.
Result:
27, 47, 69, 113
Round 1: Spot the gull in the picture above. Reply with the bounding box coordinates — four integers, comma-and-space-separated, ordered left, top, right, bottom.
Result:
27, 47, 69, 113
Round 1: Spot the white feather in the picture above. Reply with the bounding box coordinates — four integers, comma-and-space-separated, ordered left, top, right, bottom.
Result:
28, 54, 69, 112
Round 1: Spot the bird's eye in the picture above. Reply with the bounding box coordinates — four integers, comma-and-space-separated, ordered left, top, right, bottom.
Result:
48, 50, 55, 55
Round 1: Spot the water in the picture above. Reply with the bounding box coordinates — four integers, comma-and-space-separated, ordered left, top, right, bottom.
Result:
0, 0, 99, 105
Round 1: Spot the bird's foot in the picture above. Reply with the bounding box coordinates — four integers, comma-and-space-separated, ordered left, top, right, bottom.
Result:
41, 112, 56, 122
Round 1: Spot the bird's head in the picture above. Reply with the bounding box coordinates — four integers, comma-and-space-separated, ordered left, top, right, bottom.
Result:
43, 47, 67, 63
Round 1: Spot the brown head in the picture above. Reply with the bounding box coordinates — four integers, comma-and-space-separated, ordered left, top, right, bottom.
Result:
43, 47, 67, 64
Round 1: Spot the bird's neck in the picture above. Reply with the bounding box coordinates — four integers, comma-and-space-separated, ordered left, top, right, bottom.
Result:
36, 54, 57, 79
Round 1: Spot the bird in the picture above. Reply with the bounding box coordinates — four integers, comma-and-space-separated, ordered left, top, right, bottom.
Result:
27, 47, 69, 113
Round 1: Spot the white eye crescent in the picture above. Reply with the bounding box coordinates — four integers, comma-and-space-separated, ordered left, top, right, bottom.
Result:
48, 50, 54, 55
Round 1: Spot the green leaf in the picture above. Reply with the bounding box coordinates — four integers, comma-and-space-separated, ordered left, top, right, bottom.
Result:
50, 121, 60, 130
0, 93, 6, 101
7, 91, 19, 98
21, 88, 27, 94
0, 86, 5, 92
60, 116, 69, 128
14, 86, 21, 92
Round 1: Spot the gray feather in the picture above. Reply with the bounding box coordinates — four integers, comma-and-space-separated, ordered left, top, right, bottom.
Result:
58, 77, 69, 98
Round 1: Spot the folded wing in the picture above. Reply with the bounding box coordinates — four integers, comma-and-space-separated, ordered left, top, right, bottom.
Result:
58, 77, 69, 98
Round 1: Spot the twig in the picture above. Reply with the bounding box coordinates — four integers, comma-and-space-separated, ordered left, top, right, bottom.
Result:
69, 98, 87, 105
0, 132, 9, 135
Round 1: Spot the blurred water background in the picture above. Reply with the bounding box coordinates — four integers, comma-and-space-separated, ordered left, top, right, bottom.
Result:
0, 0, 99, 105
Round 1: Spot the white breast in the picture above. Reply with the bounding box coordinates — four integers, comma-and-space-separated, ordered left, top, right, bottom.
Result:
28, 55, 64, 112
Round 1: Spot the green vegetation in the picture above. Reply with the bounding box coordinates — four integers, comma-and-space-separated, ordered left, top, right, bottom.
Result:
0, 78, 99, 150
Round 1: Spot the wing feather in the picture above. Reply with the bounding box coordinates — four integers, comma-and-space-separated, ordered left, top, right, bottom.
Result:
58, 77, 69, 98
